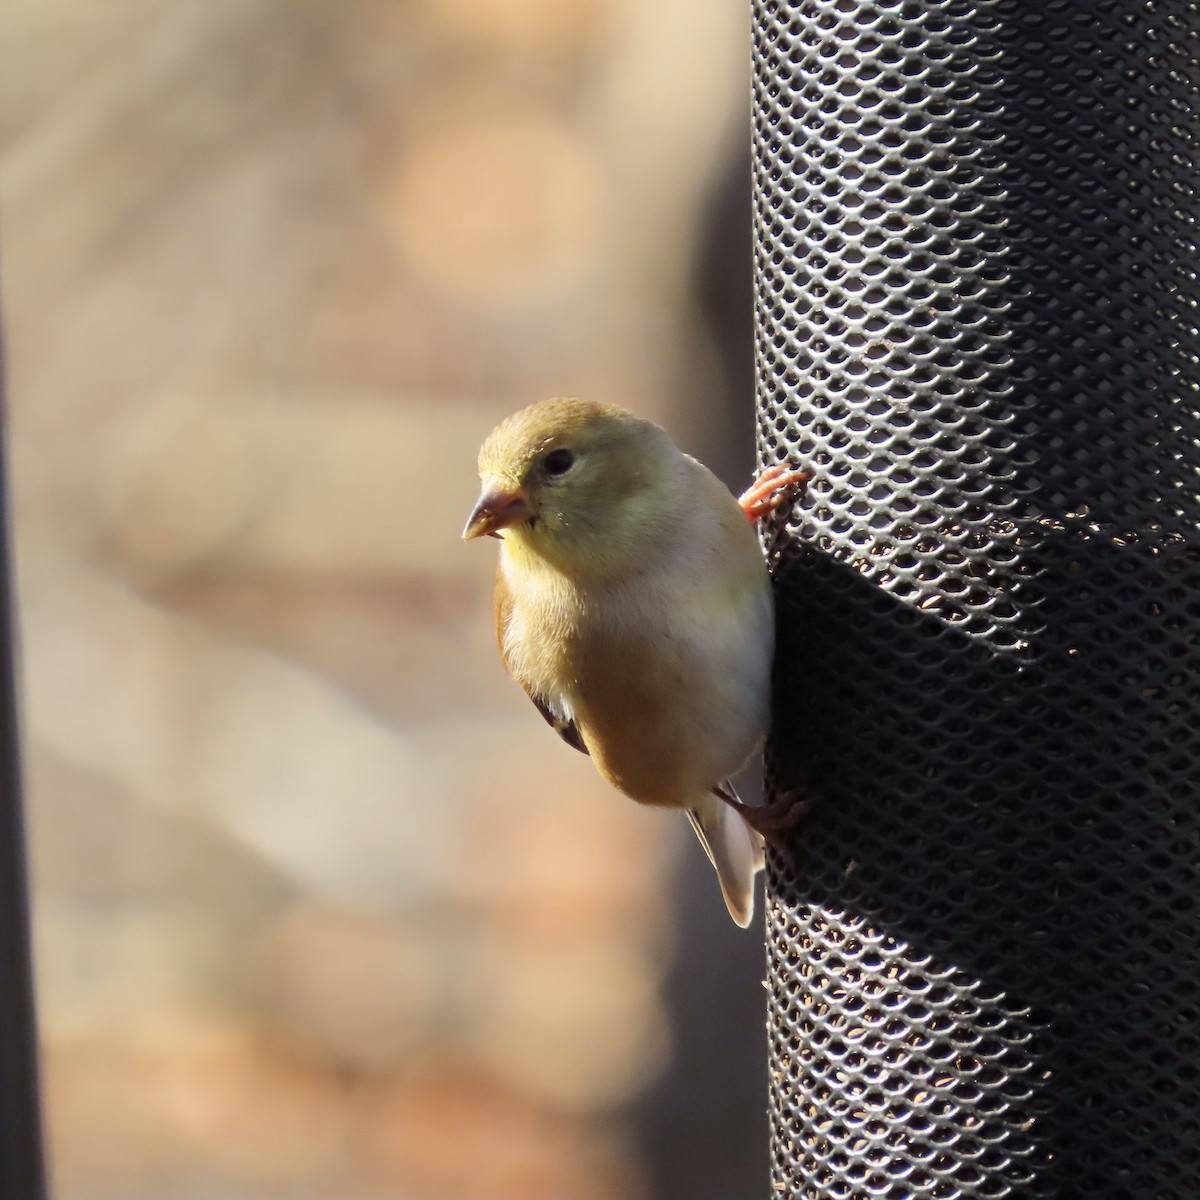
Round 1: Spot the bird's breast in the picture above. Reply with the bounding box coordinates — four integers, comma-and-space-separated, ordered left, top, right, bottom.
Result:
570, 570, 773, 807
498, 553, 584, 713
499, 532, 774, 808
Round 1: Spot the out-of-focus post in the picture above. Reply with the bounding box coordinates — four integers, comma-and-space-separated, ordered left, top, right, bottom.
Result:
0, 314, 48, 1196
753, 2, 1200, 1196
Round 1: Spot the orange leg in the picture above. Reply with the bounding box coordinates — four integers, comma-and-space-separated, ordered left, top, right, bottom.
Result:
738, 463, 812, 522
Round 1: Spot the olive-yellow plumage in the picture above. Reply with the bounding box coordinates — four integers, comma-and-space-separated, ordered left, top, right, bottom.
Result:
464, 398, 781, 926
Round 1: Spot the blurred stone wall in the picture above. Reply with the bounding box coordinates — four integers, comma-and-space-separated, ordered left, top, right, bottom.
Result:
0, 1, 759, 1196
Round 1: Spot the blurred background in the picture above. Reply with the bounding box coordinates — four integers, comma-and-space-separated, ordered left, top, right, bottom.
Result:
0, 1, 767, 1196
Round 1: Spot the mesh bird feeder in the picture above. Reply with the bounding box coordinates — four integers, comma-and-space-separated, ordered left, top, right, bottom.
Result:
753, 1, 1200, 1196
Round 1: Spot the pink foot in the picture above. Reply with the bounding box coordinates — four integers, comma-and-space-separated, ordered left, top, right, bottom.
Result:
738, 464, 811, 522
714, 783, 811, 843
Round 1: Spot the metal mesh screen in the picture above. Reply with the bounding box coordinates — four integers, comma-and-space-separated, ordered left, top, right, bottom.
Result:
753, 2, 1200, 1196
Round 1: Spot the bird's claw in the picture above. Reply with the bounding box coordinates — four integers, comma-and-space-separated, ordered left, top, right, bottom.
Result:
722, 789, 810, 843
739, 463, 811, 522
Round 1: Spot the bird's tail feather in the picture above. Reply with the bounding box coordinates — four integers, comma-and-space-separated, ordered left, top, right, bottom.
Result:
687, 791, 765, 928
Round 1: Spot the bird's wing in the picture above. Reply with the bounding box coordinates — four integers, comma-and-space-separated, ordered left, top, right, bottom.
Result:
494, 563, 589, 756
529, 691, 589, 755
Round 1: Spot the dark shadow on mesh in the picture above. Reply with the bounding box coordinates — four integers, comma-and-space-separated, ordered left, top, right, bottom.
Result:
768, 536, 1200, 1195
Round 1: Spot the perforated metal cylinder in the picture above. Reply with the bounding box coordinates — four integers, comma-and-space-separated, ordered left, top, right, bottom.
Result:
753, 2, 1200, 1197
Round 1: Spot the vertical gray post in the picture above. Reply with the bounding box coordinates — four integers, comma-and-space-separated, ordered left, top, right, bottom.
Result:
754, 2, 1200, 1197
0, 321, 47, 1195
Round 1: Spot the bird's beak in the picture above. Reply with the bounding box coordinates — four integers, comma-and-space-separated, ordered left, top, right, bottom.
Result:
462, 485, 534, 540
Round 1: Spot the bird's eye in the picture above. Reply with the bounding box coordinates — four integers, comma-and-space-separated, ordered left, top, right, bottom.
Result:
543, 448, 575, 476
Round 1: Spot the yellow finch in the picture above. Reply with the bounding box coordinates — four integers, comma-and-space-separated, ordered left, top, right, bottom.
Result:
463, 398, 806, 927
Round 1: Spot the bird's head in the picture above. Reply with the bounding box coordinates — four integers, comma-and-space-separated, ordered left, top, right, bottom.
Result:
462, 398, 681, 575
